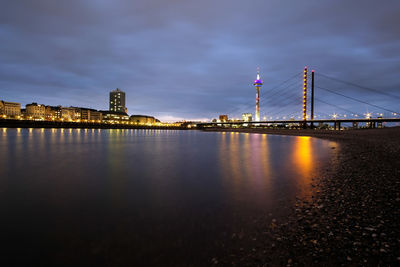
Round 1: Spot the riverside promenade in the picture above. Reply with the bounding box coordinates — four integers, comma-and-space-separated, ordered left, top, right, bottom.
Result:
203, 127, 400, 266
0, 119, 185, 130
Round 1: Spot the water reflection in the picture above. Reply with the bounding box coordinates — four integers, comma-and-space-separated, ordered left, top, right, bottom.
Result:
292, 136, 315, 197
218, 133, 334, 209
293, 137, 313, 177
0, 128, 336, 265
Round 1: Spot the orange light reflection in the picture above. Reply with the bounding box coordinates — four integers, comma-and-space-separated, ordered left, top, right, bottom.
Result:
292, 136, 314, 197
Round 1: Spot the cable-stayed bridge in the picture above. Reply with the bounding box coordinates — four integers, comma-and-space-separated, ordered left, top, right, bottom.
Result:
198, 67, 400, 129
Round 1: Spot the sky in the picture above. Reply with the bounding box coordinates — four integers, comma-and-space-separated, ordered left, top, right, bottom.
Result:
1, 0, 400, 121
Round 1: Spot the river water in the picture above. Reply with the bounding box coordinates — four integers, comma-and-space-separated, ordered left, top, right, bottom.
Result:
0, 128, 337, 265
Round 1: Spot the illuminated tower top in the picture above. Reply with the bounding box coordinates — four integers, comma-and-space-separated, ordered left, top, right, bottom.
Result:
253, 68, 263, 86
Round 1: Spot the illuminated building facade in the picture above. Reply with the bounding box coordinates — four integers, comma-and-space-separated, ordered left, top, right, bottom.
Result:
109, 88, 127, 113
101, 111, 129, 122
81, 109, 103, 121
219, 115, 228, 122
61, 107, 81, 120
253, 69, 263, 122
130, 115, 159, 124
45, 106, 62, 120
242, 113, 252, 122
26, 103, 46, 119
1, 101, 21, 117
89, 111, 103, 121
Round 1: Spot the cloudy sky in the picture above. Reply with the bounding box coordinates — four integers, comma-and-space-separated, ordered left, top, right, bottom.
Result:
1, 0, 399, 121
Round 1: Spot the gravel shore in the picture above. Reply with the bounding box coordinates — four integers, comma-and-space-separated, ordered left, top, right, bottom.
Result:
204, 127, 400, 266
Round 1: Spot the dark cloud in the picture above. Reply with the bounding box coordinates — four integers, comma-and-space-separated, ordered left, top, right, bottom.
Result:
1, 0, 399, 120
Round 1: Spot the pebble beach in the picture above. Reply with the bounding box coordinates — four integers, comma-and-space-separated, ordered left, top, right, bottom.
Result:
204, 127, 400, 266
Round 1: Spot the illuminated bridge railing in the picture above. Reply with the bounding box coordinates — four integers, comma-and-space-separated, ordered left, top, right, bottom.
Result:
196, 118, 400, 129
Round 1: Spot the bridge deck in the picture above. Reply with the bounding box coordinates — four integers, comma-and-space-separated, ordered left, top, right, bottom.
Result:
197, 118, 400, 126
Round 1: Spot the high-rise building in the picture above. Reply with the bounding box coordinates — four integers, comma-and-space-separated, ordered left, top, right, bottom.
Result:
253, 69, 263, 122
109, 88, 126, 113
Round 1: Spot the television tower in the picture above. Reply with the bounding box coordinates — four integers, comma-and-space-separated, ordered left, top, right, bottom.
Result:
253, 68, 263, 122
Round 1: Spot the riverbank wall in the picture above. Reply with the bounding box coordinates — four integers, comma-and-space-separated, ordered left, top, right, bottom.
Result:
0, 119, 186, 130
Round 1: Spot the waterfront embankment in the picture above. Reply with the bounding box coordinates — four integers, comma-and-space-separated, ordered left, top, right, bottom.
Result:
0, 119, 185, 130
204, 127, 400, 266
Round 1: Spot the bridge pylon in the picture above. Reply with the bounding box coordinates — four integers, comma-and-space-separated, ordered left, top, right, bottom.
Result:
303, 66, 308, 127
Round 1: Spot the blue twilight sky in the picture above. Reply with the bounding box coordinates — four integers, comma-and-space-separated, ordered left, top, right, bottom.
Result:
1, 0, 400, 121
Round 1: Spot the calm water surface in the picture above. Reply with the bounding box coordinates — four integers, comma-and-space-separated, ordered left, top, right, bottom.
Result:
0, 128, 337, 265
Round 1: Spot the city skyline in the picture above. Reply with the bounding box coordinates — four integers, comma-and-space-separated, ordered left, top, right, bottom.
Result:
1, 2, 399, 265
1, 0, 400, 121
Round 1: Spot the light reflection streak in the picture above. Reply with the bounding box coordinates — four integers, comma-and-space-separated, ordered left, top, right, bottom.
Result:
14, 128, 24, 166
218, 132, 276, 208
105, 128, 129, 207
243, 133, 254, 186
50, 128, 57, 145
37, 128, 46, 153
257, 134, 272, 192
0, 128, 9, 177
292, 136, 314, 197
76, 129, 82, 143
83, 128, 88, 143
59, 128, 65, 145
219, 132, 335, 206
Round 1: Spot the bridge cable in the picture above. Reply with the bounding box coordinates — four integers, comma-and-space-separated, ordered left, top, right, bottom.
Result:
314, 97, 363, 117
259, 71, 303, 99
229, 80, 301, 117
262, 94, 302, 116
260, 82, 302, 109
228, 73, 302, 115
316, 86, 400, 114
224, 72, 302, 115
317, 73, 400, 100
263, 96, 302, 118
